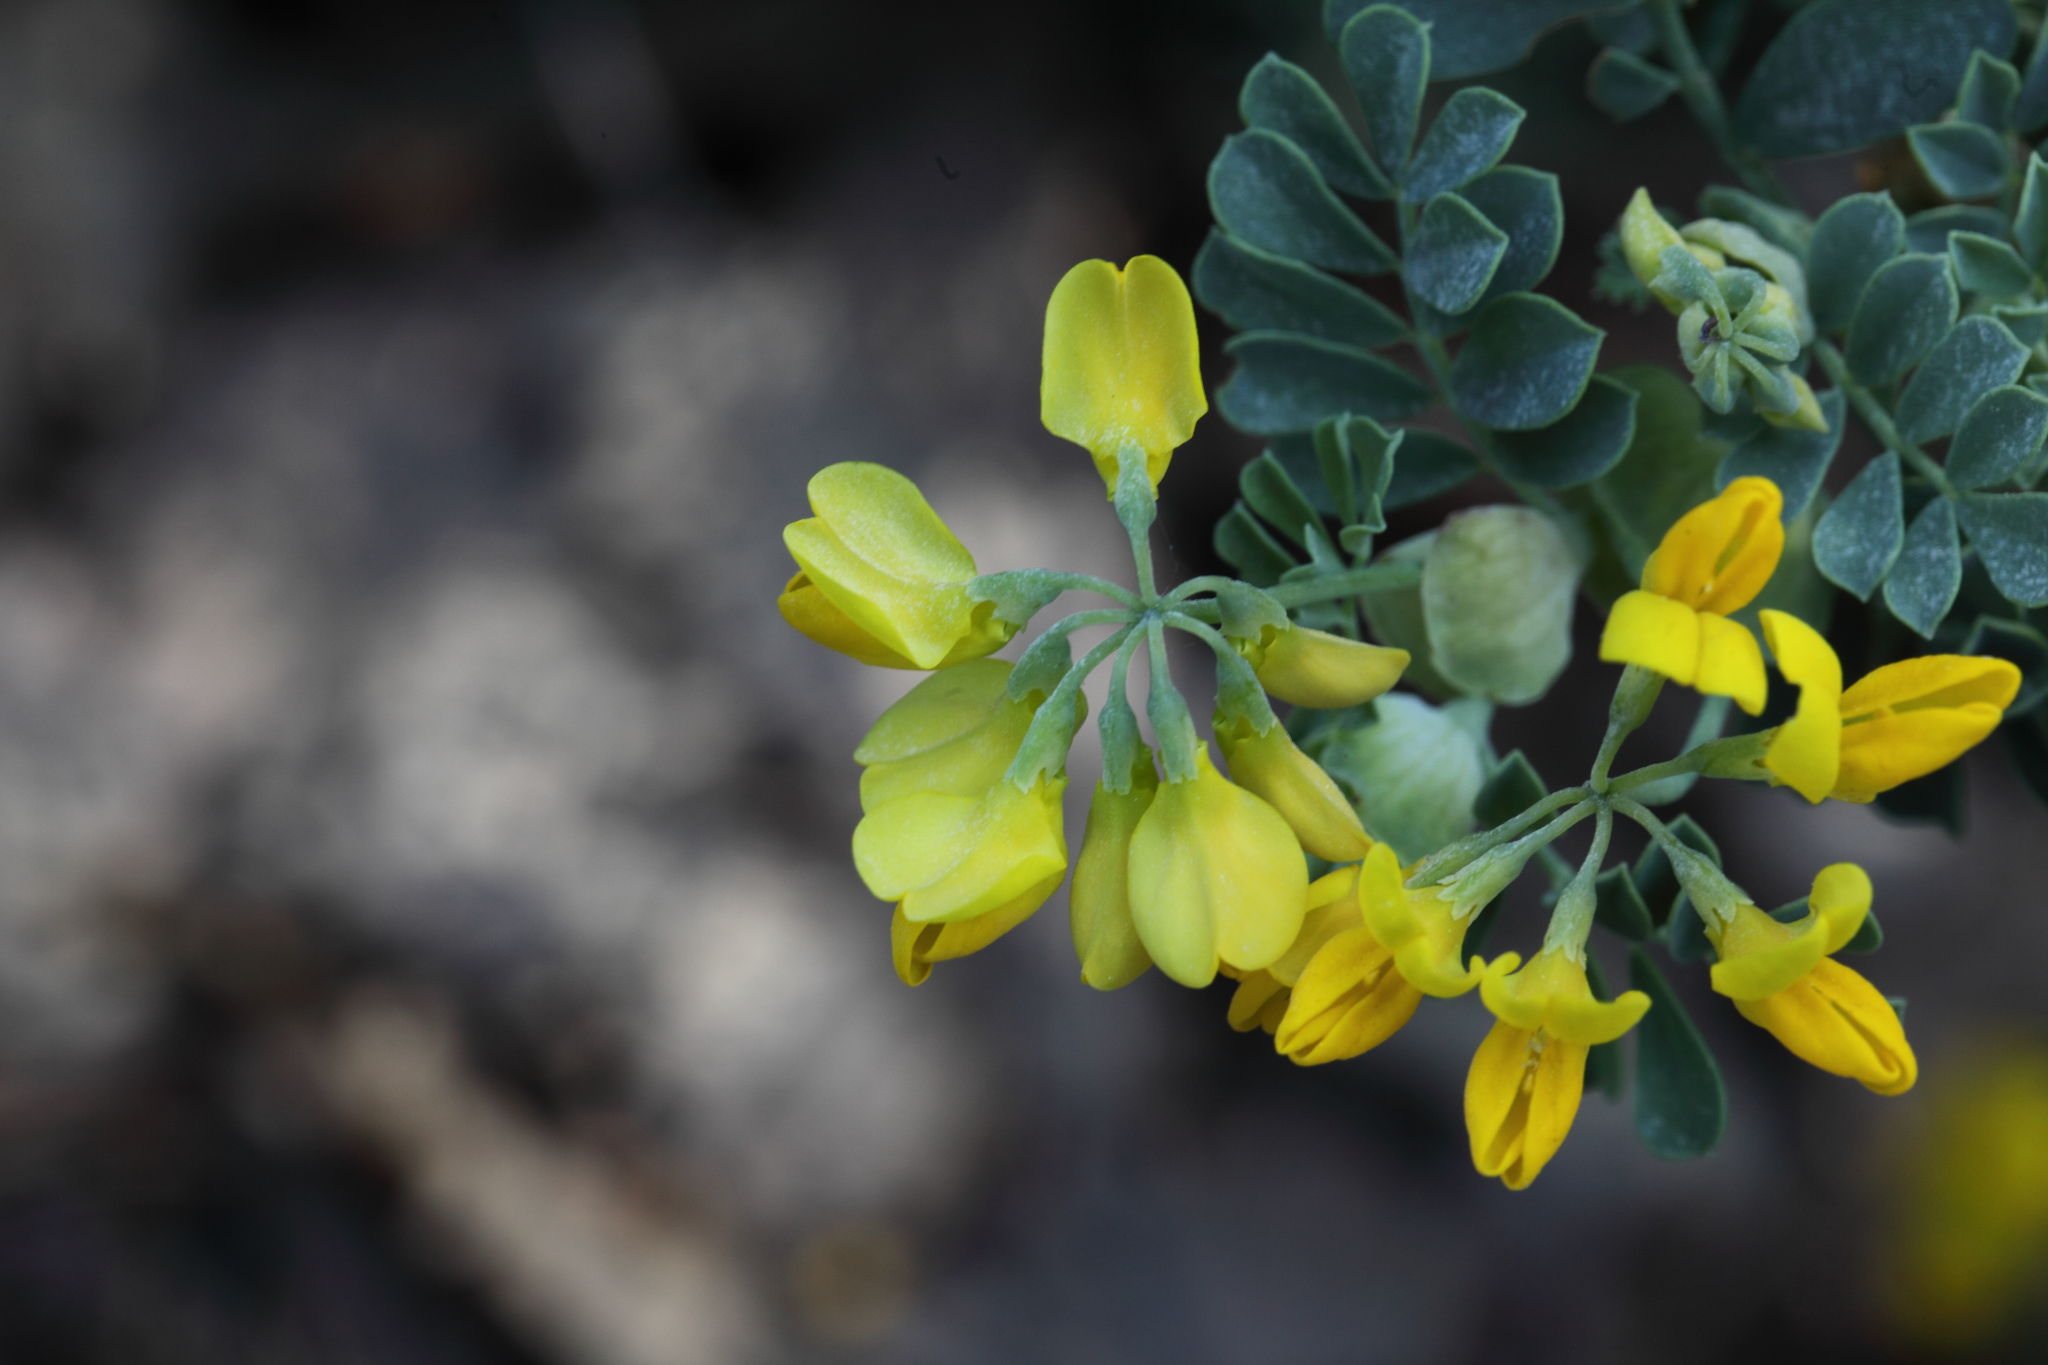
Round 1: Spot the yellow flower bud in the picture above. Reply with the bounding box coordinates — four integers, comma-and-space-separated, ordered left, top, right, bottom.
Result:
1619, 188, 1723, 312
1274, 923, 1421, 1065
1125, 746, 1307, 988
1214, 713, 1374, 863
1070, 759, 1158, 991
890, 892, 1040, 987
1234, 623, 1409, 709
1761, 373, 1827, 432
855, 659, 1039, 812
1041, 255, 1207, 494
781, 462, 1015, 670
853, 774, 1068, 924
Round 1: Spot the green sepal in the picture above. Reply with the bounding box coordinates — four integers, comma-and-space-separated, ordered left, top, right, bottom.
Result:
1963, 615, 2048, 716
1882, 498, 1963, 638
1650, 244, 1722, 311
1949, 230, 2035, 298
1240, 53, 1391, 200
1217, 331, 1432, 435
1472, 749, 1546, 827
1594, 866, 1653, 942
1008, 629, 1076, 703
1948, 385, 2048, 489
1813, 452, 1904, 601
1893, 316, 2028, 444
1401, 86, 1524, 202
1449, 293, 1603, 431
1845, 253, 1958, 385
1209, 130, 1396, 276
1493, 374, 1639, 489
1631, 813, 1721, 928
1956, 492, 2048, 607
1717, 387, 1844, 520
1628, 947, 1728, 1161
1906, 121, 2009, 201
1337, 3, 1430, 172
1406, 191, 1509, 314
968, 569, 1082, 629
1587, 47, 1679, 122
1807, 192, 1906, 335
1192, 230, 1407, 349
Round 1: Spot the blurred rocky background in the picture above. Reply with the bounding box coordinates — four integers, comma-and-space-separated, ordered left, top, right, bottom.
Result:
0, 0, 2043, 1361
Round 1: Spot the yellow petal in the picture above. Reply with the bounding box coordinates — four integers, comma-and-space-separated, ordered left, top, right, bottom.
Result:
1835, 706, 2007, 802
1810, 862, 1873, 955
890, 887, 1044, 987
1240, 624, 1410, 709
1620, 188, 1690, 312
1640, 476, 1784, 615
1599, 589, 1700, 682
1125, 748, 1308, 987
1761, 373, 1827, 431
1478, 947, 1651, 1046
778, 573, 923, 669
1708, 903, 1831, 1001
1225, 969, 1290, 1033
1735, 958, 1917, 1095
1759, 609, 1844, 801
1840, 654, 2022, 718
856, 661, 1039, 812
1273, 924, 1421, 1065
1268, 865, 1367, 987
1466, 1021, 1588, 1190
1070, 768, 1158, 991
1040, 255, 1207, 493
1695, 611, 1769, 716
854, 777, 1068, 923
1216, 715, 1374, 863
1357, 842, 1481, 997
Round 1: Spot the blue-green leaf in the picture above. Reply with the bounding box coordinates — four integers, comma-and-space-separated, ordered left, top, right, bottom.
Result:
1337, 4, 1430, 172
1217, 332, 1432, 435
1950, 230, 2035, 297
2016, 154, 2048, 272
1807, 192, 1905, 335
1894, 316, 2028, 443
1948, 385, 2048, 490
1326, 0, 1610, 81
1472, 749, 1545, 827
1458, 166, 1564, 305
1907, 121, 2009, 201
2019, 34, 2048, 134
1406, 192, 1509, 314
1449, 293, 1602, 431
1239, 452, 1325, 549
1907, 205, 2012, 256
1717, 386, 1844, 520
1958, 50, 2021, 131
1845, 253, 1957, 385
1493, 375, 1638, 488
1241, 54, 1391, 201
1956, 493, 2048, 607
1882, 498, 1963, 637
1192, 230, 1407, 348
1629, 948, 1727, 1161
1385, 431, 1481, 508
1732, 0, 2016, 158
1209, 130, 1396, 276
1587, 47, 1680, 122
1215, 504, 1296, 586
1402, 87, 1525, 202
1595, 867, 1652, 941
1813, 452, 1904, 599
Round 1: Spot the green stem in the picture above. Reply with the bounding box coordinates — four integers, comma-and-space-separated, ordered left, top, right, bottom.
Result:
1174, 562, 1424, 620
1035, 571, 1142, 606
1648, 0, 1793, 205
1097, 626, 1148, 791
1607, 731, 1767, 794
1590, 664, 1665, 792
1542, 804, 1614, 955
1609, 794, 1746, 931
1162, 609, 1280, 730
1408, 785, 1592, 888
1813, 338, 1957, 496
1146, 617, 1199, 781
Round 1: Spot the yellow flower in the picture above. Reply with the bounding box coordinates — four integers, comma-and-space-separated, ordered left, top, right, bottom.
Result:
1598, 475, 1783, 714
854, 659, 1039, 812
1125, 745, 1308, 988
1707, 863, 1916, 1095
1466, 947, 1650, 1189
1041, 255, 1207, 494
1356, 841, 1484, 998
1069, 756, 1158, 991
1214, 711, 1374, 862
890, 893, 1040, 988
1232, 622, 1410, 709
1619, 187, 1725, 311
853, 773, 1068, 926
780, 462, 1015, 670
1272, 871, 1422, 1064
1223, 865, 1365, 1033
1759, 611, 2021, 803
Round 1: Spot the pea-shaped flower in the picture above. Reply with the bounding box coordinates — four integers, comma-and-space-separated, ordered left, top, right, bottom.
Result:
1232, 622, 1409, 709
1356, 841, 1486, 998
1223, 865, 1369, 1035
781, 462, 1015, 670
1041, 255, 1207, 494
1125, 746, 1307, 988
1706, 864, 1915, 1095
1214, 711, 1374, 863
1069, 755, 1159, 992
1466, 947, 1651, 1189
1758, 609, 2021, 803
1273, 871, 1422, 1066
1599, 476, 1783, 715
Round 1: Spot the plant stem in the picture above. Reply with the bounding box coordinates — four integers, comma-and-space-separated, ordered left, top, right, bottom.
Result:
1543, 804, 1614, 955
1173, 562, 1424, 619
1648, 0, 1792, 205
1812, 339, 1957, 496
1408, 784, 1592, 887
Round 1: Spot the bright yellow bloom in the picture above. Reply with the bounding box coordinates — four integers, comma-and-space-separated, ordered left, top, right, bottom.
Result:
780, 462, 1015, 670
1356, 842, 1484, 998
1707, 863, 1916, 1095
1598, 476, 1783, 714
1125, 746, 1307, 988
1759, 611, 2021, 803
855, 659, 1039, 812
1273, 881, 1422, 1064
1041, 255, 1207, 494
1070, 757, 1158, 991
1466, 946, 1650, 1189
853, 773, 1068, 925
1619, 187, 1725, 311
1224, 865, 1367, 1034
1215, 712, 1373, 863
1233, 622, 1410, 709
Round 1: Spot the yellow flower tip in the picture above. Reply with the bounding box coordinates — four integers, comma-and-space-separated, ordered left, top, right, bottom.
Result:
1071, 766, 1159, 991
1215, 713, 1374, 863
1238, 623, 1410, 709
1225, 968, 1290, 1033
781, 462, 1014, 669
1598, 591, 1767, 715
1126, 746, 1308, 988
889, 885, 1046, 987
854, 774, 1069, 925
1762, 373, 1828, 432
1479, 946, 1651, 1045
1040, 255, 1207, 494
1758, 608, 1844, 803
1273, 923, 1422, 1066
1735, 958, 1917, 1095
1466, 1020, 1589, 1190
1358, 843, 1483, 998
1833, 654, 2023, 801
1620, 188, 1691, 312
1641, 476, 1784, 616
